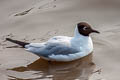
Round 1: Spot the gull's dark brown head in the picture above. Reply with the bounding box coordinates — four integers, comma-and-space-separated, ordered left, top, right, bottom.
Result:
77, 22, 100, 36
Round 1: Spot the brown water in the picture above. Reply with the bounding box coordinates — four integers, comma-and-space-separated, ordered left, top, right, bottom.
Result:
0, 0, 120, 80
4, 54, 95, 80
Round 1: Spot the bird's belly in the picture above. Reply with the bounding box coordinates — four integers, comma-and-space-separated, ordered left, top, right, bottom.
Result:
46, 51, 91, 61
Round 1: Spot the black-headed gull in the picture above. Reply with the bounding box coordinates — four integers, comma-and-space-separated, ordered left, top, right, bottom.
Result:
6, 22, 100, 61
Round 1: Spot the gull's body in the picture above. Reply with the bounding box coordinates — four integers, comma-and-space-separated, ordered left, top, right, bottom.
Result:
6, 22, 99, 61
25, 32, 93, 61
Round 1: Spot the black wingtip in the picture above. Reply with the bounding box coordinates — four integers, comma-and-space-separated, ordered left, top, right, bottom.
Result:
6, 38, 11, 41
6, 38, 29, 48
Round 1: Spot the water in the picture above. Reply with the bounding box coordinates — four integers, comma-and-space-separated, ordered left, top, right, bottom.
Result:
0, 0, 120, 80
0, 53, 95, 80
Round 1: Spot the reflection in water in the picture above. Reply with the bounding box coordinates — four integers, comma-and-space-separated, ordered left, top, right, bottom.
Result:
8, 53, 95, 80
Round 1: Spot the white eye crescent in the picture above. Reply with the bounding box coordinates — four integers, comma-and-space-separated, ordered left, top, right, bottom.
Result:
83, 27, 87, 30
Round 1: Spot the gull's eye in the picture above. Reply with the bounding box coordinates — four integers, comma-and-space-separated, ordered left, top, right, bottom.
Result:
83, 27, 87, 30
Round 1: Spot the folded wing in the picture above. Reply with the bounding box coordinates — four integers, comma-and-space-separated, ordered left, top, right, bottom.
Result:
25, 42, 80, 58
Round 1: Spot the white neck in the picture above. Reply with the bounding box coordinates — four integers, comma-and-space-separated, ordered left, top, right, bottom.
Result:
71, 25, 93, 53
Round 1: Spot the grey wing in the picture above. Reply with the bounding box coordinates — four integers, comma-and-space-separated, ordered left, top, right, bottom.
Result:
26, 42, 79, 57
39, 43, 80, 57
